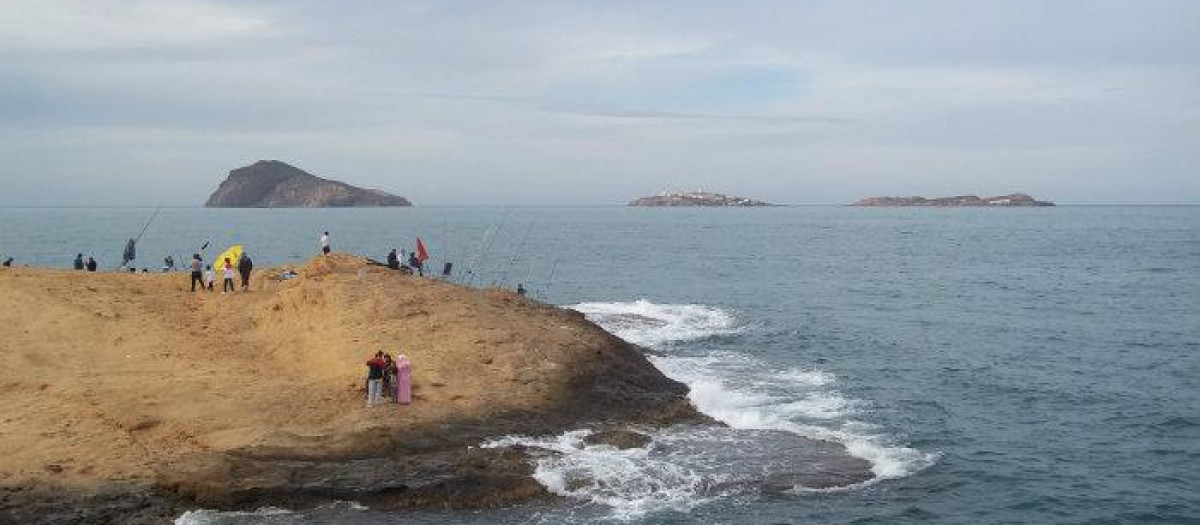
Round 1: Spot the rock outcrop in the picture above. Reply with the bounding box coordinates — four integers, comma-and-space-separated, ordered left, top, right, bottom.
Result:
205, 160, 411, 207
851, 193, 1054, 207
0, 255, 701, 523
629, 191, 774, 207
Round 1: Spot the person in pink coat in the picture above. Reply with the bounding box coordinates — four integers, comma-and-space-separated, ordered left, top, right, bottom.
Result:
396, 354, 412, 405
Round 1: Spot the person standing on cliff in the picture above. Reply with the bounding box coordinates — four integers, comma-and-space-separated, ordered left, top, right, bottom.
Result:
221, 257, 235, 293
237, 252, 253, 291
189, 254, 204, 292
204, 264, 215, 291
320, 231, 330, 255
365, 351, 386, 406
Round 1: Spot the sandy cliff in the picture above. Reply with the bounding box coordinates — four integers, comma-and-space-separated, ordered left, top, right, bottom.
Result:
0, 255, 698, 523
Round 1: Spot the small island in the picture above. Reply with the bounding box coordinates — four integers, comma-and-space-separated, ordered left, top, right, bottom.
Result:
205, 160, 412, 207
850, 193, 1054, 207
629, 190, 774, 207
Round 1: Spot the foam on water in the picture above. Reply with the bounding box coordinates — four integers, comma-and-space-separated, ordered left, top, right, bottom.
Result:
544, 301, 934, 506
174, 507, 293, 525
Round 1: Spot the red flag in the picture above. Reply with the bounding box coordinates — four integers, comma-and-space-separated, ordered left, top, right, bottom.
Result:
415, 238, 429, 262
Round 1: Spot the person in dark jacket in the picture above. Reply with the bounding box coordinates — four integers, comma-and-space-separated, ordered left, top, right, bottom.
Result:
387, 249, 400, 270
237, 253, 253, 291
408, 252, 423, 277
85, 257, 98, 272
74, 253, 85, 270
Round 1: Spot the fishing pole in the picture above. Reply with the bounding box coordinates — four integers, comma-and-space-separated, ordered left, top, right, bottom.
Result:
541, 255, 559, 300
121, 204, 163, 268
465, 210, 508, 287
495, 221, 535, 287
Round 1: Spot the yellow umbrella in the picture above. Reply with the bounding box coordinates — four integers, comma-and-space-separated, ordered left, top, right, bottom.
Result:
215, 245, 243, 270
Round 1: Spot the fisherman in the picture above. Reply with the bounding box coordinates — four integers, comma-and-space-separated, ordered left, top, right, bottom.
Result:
204, 264, 215, 291
163, 255, 175, 272
122, 238, 136, 267
387, 249, 400, 270
408, 251, 423, 277
237, 252, 253, 291
2, 257, 11, 267
516, 283, 526, 296
221, 257, 235, 293
189, 254, 204, 292
73, 253, 85, 270
365, 351, 386, 406
85, 257, 98, 272
320, 231, 330, 255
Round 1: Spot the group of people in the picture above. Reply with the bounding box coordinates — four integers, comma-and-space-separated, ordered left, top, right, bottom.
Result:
188, 252, 253, 293
73, 253, 99, 272
365, 351, 412, 406
385, 248, 426, 276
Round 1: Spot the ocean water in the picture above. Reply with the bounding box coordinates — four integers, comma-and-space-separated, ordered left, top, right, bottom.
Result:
1, 206, 1197, 524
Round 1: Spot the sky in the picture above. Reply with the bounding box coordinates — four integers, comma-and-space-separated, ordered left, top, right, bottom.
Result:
1, 0, 1198, 205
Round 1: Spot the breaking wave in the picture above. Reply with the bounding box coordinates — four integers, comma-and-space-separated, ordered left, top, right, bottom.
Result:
484, 300, 938, 520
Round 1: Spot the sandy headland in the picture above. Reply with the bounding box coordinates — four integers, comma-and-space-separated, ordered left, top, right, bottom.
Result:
0, 254, 870, 523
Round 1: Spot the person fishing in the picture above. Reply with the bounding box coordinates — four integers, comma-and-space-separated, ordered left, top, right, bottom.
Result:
163, 255, 175, 272
85, 256, 98, 272
73, 253, 84, 270
189, 254, 204, 292
122, 238, 136, 268
237, 252, 253, 291
408, 251, 423, 277
320, 231, 331, 255
387, 249, 400, 270
2, 257, 11, 267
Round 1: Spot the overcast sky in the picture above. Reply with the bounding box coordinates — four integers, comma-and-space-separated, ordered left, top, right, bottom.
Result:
1, 0, 1197, 205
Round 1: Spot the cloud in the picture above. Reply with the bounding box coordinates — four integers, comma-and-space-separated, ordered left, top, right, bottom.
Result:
0, 0, 1197, 204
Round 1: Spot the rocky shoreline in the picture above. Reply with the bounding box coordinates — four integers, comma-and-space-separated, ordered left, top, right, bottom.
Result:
0, 255, 872, 523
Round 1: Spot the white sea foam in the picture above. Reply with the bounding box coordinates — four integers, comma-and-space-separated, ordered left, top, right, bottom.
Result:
174, 506, 292, 525
482, 430, 715, 521
570, 300, 939, 483
569, 299, 740, 347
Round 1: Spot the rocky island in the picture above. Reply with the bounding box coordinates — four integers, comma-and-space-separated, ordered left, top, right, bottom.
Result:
0, 255, 872, 523
851, 193, 1054, 207
205, 160, 411, 207
629, 190, 774, 207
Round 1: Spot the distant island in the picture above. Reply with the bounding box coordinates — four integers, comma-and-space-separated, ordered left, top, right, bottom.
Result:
851, 193, 1054, 207
629, 190, 774, 207
205, 160, 412, 207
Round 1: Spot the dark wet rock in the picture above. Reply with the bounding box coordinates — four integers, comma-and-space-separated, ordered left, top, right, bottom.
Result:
583, 429, 652, 449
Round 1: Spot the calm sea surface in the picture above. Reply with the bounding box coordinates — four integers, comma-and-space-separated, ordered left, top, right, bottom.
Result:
1, 206, 1197, 524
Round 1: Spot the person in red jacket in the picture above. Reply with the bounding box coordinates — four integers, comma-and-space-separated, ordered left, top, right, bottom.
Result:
365, 351, 386, 406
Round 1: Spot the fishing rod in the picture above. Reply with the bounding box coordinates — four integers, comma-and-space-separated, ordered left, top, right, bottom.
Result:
458, 216, 498, 285
121, 204, 163, 268
495, 221, 535, 287
540, 255, 559, 300
465, 210, 508, 287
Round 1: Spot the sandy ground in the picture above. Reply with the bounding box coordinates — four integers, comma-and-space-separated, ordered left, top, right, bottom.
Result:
0, 253, 689, 510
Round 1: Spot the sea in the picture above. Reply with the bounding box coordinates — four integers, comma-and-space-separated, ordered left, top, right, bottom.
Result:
1, 205, 1197, 525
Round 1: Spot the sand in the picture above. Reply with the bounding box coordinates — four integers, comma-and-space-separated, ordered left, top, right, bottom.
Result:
0, 254, 698, 522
